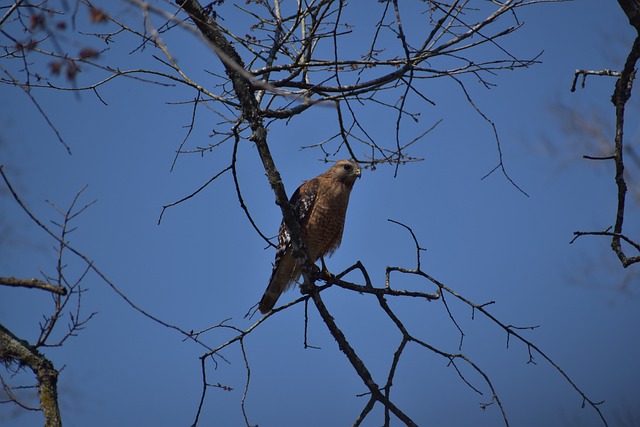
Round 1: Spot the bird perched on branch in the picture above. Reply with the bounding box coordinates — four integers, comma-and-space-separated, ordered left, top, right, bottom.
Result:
258, 159, 362, 313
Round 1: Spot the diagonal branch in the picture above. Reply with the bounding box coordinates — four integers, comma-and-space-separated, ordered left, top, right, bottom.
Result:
308, 287, 418, 427
176, 0, 316, 287
0, 323, 61, 427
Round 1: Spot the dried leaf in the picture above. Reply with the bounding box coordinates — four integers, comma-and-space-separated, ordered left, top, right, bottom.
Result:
30, 14, 45, 30
79, 47, 99, 60
89, 7, 109, 23
49, 61, 62, 76
65, 60, 80, 81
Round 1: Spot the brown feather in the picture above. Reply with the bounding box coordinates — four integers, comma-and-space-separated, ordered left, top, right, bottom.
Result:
258, 159, 361, 313
259, 248, 300, 313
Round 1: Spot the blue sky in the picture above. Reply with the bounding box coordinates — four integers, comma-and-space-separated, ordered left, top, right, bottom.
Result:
1, 1, 639, 426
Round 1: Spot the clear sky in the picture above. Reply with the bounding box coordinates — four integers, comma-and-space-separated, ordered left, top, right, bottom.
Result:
1, 1, 639, 426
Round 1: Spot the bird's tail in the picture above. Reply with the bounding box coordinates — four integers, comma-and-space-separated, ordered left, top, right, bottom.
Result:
258, 249, 300, 313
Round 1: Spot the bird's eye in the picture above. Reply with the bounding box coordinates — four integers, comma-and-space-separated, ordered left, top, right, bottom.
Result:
343, 163, 352, 171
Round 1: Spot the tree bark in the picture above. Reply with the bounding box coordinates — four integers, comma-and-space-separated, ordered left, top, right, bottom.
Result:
0, 323, 62, 427
617, 0, 640, 31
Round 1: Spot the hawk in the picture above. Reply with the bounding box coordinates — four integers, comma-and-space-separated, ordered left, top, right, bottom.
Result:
258, 159, 362, 313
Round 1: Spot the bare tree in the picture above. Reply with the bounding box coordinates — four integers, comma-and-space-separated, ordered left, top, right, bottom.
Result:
0, 1, 624, 426
570, 0, 640, 267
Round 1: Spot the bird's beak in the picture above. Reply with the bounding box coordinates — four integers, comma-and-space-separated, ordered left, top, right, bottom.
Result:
355, 167, 362, 178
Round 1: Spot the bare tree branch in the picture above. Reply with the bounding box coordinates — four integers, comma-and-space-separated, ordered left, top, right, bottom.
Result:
610, 31, 640, 267
571, 69, 621, 92
176, 0, 317, 292
308, 286, 418, 427
0, 323, 61, 427
0, 277, 67, 295
571, 2, 640, 267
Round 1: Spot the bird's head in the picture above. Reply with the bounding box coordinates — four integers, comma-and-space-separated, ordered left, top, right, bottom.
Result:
328, 159, 361, 186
